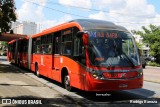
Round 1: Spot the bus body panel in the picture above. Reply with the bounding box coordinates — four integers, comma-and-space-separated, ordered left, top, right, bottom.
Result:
31, 54, 61, 82
31, 54, 41, 71
40, 54, 52, 78
52, 55, 61, 81
59, 56, 86, 90
8, 19, 143, 92
19, 52, 28, 68
8, 40, 17, 64
84, 71, 143, 92
32, 22, 83, 38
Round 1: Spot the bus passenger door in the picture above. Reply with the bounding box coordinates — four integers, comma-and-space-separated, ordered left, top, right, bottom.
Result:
52, 34, 61, 81
53, 54, 60, 71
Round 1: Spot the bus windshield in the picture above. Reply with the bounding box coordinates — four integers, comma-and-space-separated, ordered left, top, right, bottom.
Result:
88, 30, 140, 67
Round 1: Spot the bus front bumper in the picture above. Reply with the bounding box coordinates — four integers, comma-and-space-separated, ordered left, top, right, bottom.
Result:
84, 75, 143, 92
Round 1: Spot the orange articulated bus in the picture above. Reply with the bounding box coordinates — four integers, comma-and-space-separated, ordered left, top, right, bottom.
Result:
8, 19, 143, 92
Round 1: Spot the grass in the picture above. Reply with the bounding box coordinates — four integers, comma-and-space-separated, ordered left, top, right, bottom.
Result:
147, 62, 160, 67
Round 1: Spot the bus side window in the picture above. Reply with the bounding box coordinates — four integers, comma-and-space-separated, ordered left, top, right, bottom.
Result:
61, 29, 72, 55
62, 42, 72, 55
41, 34, 52, 54
32, 39, 36, 54
48, 44, 52, 54
73, 37, 80, 56
34, 37, 41, 54
54, 32, 61, 54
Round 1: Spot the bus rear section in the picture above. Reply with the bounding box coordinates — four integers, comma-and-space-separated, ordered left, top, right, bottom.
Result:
8, 39, 17, 64
8, 37, 29, 68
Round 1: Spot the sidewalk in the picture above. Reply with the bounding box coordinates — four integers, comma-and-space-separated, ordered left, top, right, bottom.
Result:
0, 61, 78, 106
0, 62, 62, 98
0, 57, 92, 106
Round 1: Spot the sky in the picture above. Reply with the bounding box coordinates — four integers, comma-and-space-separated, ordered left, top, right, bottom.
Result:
14, 0, 160, 32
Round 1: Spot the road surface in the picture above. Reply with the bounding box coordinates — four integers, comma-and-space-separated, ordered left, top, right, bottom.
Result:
143, 66, 160, 83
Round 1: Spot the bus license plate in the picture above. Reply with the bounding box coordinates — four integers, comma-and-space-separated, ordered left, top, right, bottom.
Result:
119, 84, 128, 88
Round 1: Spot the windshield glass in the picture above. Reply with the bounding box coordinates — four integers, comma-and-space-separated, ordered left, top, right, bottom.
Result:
88, 30, 140, 67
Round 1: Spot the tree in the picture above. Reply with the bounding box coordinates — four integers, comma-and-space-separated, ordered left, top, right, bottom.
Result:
134, 24, 160, 63
0, 0, 16, 34
135, 41, 144, 54
0, 41, 7, 49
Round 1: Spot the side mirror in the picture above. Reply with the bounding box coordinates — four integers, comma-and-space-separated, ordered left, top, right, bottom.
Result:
82, 33, 89, 45
77, 31, 89, 45
74, 31, 88, 57
80, 46, 85, 58
76, 31, 84, 38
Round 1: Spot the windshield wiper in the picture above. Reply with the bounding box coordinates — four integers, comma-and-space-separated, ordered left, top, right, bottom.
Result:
120, 51, 135, 68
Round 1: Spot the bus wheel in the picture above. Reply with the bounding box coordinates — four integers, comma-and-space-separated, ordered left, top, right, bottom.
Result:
18, 60, 20, 67
64, 74, 72, 91
35, 64, 40, 77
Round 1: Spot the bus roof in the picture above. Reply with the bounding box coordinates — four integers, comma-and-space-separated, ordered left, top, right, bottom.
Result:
32, 19, 129, 38
70, 19, 129, 32
8, 36, 29, 44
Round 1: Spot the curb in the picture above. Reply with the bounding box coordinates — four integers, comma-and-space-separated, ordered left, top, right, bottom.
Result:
13, 65, 94, 106
146, 66, 160, 69
144, 79, 160, 84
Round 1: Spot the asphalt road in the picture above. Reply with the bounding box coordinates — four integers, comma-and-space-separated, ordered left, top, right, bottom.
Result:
0, 56, 160, 107
143, 66, 160, 83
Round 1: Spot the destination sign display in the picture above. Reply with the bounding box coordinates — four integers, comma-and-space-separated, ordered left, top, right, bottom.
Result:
89, 31, 118, 38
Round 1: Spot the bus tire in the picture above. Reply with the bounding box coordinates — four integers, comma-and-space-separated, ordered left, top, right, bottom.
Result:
18, 59, 20, 67
64, 73, 72, 91
35, 64, 40, 77
142, 65, 145, 69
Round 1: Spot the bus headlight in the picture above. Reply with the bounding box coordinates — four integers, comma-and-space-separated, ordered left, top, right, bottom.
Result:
138, 69, 143, 76
91, 71, 104, 80
138, 71, 143, 76
86, 68, 104, 80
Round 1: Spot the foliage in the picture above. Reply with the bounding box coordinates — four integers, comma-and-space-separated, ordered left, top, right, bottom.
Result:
148, 62, 160, 67
135, 42, 144, 54
0, 0, 16, 34
134, 24, 160, 63
135, 41, 144, 49
0, 41, 7, 51
0, 41, 7, 46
